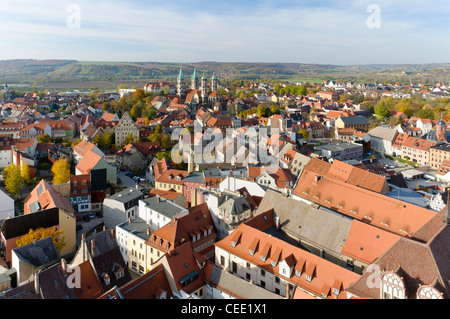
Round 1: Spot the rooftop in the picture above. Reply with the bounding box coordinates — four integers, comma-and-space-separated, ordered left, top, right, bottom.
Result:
107, 188, 143, 203
141, 195, 187, 219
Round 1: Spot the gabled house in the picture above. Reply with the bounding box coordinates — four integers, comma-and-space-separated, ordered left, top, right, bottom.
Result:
73, 140, 105, 164
146, 207, 216, 270
70, 230, 132, 293
11, 237, 60, 285
116, 141, 161, 171
215, 223, 360, 299
103, 188, 145, 228
98, 263, 173, 299
75, 150, 116, 185
151, 241, 207, 298
0, 207, 75, 263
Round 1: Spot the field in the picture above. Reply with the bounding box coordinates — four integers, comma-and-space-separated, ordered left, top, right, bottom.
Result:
0, 59, 449, 91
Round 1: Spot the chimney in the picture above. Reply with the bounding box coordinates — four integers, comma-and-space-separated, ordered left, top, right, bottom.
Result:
445, 191, 450, 225
286, 283, 291, 299
91, 239, 96, 257
110, 229, 115, 239
275, 216, 281, 230
61, 259, 67, 274
157, 196, 160, 202
34, 271, 40, 295
147, 228, 151, 236
128, 217, 132, 223
81, 233, 86, 240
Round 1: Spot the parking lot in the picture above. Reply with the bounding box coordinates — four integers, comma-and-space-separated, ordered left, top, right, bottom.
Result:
76, 211, 105, 246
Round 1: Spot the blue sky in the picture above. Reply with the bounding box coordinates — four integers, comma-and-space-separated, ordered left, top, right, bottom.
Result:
0, 0, 449, 65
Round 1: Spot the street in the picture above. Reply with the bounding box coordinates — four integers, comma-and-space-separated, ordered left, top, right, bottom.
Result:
117, 170, 139, 188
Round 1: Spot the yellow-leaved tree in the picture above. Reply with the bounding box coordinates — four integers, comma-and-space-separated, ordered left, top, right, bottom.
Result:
4, 163, 24, 198
21, 161, 31, 183
16, 227, 66, 253
51, 158, 71, 185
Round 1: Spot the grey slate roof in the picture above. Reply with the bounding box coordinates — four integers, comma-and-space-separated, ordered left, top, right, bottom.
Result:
368, 126, 398, 142
338, 116, 370, 124
107, 188, 143, 204
117, 217, 151, 241
141, 196, 186, 219
256, 190, 353, 255
12, 237, 60, 268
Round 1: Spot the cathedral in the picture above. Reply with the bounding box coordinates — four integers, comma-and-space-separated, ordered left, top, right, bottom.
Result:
177, 68, 222, 110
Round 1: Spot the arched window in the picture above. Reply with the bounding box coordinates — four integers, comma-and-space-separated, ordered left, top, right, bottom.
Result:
416, 286, 443, 299
381, 272, 405, 299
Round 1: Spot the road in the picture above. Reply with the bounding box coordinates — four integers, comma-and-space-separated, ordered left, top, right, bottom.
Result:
117, 170, 139, 188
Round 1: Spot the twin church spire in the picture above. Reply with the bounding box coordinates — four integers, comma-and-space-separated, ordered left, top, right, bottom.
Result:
177, 67, 218, 97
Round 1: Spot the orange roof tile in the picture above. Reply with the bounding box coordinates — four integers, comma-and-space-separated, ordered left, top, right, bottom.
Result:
292, 162, 437, 237
215, 224, 360, 298
341, 220, 401, 264
75, 150, 102, 174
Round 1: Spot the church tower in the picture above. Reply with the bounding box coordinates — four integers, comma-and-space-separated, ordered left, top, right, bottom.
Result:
201, 73, 208, 103
211, 73, 218, 92
436, 119, 447, 142
177, 68, 186, 98
191, 68, 200, 90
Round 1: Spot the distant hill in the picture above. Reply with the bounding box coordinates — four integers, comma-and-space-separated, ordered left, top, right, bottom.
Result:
0, 59, 449, 90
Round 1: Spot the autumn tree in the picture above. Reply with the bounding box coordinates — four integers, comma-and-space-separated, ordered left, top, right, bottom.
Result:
51, 158, 71, 185
257, 104, 266, 118
161, 134, 172, 149
298, 128, 310, 140
21, 161, 31, 183
4, 163, 24, 198
16, 227, 66, 253
37, 133, 52, 143
124, 133, 137, 146
155, 123, 163, 134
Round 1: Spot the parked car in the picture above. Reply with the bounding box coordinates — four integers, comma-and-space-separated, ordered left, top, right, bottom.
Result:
83, 215, 90, 222
76, 215, 82, 222
96, 211, 103, 218
76, 224, 83, 232
88, 212, 96, 219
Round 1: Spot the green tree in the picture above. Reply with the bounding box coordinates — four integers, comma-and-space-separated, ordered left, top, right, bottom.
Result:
37, 133, 52, 143
257, 104, 266, 118
374, 100, 391, 119
124, 133, 137, 145
130, 104, 143, 120
298, 85, 308, 96
149, 133, 162, 143
161, 134, 172, 149
156, 152, 171, 161
155, 123, 163, 134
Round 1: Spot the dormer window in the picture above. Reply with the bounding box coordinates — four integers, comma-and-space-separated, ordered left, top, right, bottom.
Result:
103, 273, 111, 286
333, 288, 340, 297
